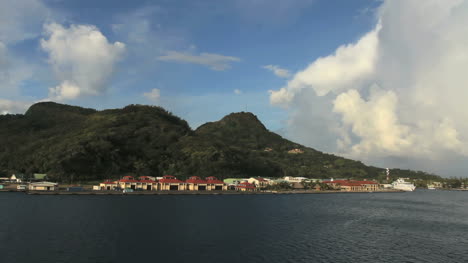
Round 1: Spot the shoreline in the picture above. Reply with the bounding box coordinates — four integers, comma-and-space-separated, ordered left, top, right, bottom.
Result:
0, 189, 405, 195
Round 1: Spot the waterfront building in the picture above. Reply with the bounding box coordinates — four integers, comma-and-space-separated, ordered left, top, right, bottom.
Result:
235, 182, 257, 192
117, 176, 140, 190
99, 180, 118, 190
205, 176, 227, 191
186, 176, 209, 191
159, 175, 186, 191
29, 182, 58, 191
283, 176, 308, 183
10, 174, 22, 183
322, 180, 380, 192
138, 176, 158, 191
224, 178, 247, 190
247, 177, 269, 188
116, 176, 158, 191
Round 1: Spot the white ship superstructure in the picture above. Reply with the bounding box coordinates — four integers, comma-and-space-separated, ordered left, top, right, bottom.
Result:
387, 168, 416, 191
392, 178, 416, 191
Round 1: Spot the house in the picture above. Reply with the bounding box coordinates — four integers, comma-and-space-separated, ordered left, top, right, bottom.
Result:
117, 176, 140, 190
247, 177, 269, 188
186, 176, 208, 191
138, 176, 158, 191
117, 176, 158, 191
235, 182, 257, 192
288, 148, 304, 154
224, 178, 247, 190
99, 180, 119, 190
159, 175, 186, 191
206, 176, 227, 191
29, 182, 58, 191
10, 174, 22, 183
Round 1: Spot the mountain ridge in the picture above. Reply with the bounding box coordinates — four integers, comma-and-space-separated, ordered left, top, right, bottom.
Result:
0, 102, 441, 182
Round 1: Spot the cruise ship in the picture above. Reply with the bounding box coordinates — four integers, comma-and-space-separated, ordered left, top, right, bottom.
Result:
392, 178, 416, 191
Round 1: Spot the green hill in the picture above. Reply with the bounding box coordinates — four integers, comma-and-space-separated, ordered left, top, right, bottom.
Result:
0, 102, 441, 182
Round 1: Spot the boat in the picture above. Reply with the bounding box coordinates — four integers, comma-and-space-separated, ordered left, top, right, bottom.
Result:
427, 186, 436, 190
392, 178, 416, 191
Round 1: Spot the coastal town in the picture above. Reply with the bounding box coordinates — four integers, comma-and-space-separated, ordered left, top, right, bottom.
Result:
0, 172, 458, 194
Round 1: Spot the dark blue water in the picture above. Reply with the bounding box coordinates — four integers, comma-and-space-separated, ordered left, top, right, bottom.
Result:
1, 191, 468, 263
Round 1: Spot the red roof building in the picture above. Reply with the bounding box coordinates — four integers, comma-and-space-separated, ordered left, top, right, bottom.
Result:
99, 180, 118, 190
159, 175, 186, 191
205, 176, 227, 191
235, 182, 257, 192
323, 179, 380, 192
117, 176, 158, 191
186, 176, 208, 191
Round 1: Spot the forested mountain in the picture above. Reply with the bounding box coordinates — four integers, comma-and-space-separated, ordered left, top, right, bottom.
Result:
0, 102, 441, 182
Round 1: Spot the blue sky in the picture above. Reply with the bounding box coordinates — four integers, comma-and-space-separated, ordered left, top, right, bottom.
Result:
4, 0, 468, 177
1, 0, 378, 129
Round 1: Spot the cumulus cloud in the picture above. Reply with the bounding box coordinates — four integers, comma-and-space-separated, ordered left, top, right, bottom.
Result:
0, 98, 31, 115
333, 88, 412, 156
263, 65, 291, 78
158, 50, 240, 71
143, 88, 161, 102
270, 24, 380, 105
269, 0, 468, 175
41, 23, 126, 101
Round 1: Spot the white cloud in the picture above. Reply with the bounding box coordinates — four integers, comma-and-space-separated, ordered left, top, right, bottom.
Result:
0, 98, 31, 115
158, 50, 240, 71
41, 23, 126, 101
262, 65, 291, 78
270, 24, 380, 106
333, 88, 412, 156
269, 0, 468, 175
143, 88, 161, 102
234, 89, 242, 95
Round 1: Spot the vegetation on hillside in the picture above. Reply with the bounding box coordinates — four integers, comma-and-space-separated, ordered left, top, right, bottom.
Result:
0, 102, 442, 183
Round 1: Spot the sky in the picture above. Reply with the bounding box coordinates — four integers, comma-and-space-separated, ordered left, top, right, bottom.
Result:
1, 0, 468, 177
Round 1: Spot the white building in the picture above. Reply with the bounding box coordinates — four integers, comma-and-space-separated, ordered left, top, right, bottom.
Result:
10, 174, 22, 183
283, 176, 308, 183
247, 177, 270, 188
29, 182, 58, 191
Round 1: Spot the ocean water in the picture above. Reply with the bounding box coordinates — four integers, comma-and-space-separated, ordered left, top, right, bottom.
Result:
1, 191, 467, 263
